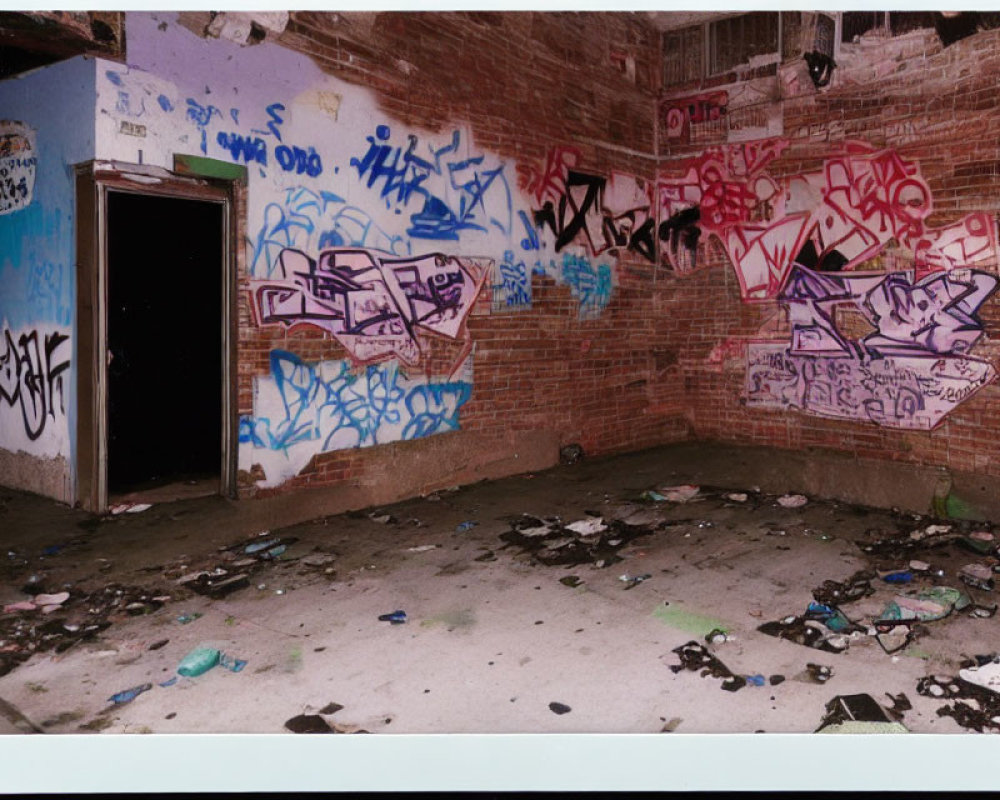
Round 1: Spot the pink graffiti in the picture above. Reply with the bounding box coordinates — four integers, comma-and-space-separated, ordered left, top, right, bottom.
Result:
658, 139, 999, 301
250, 247, 488, 375
516, 146, 582, 208
660, 91, 728, 140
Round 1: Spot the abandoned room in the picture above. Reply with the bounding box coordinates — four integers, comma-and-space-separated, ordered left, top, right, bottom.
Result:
5, 8, 1000, 746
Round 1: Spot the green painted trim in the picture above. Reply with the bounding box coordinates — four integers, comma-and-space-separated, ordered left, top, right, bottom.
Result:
173, 154, 247, 182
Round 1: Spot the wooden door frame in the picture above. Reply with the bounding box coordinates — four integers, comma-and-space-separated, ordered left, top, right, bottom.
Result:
75, 160, 239, 512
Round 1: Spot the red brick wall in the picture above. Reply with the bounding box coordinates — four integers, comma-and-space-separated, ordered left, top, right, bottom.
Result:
238, 12, 690, 499
664, 23, 1000, 479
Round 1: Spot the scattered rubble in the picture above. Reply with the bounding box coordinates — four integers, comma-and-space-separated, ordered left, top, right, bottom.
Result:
500, 514, 653, 568
667, 641, 747, 692
815, 693, 907, 733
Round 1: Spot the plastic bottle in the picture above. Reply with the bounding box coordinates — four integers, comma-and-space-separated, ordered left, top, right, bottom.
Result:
177, 646, 221, 676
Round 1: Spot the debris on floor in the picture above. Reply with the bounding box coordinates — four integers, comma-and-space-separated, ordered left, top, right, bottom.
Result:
667, 641, 747, 692
378, 610, 407, 624
500, 514, 652, 568
618, 573, 651, 590
815, 693, 908, 733
657, 485, 700, 503
916, 658, 1000, 732
284, 713, 333, 733
107, 683, 152, 706
108, 502, 153, 515
548, 702, 571, 715
177, 646, 221, 677
777, 494, 808, 508
559, 444, 584, 465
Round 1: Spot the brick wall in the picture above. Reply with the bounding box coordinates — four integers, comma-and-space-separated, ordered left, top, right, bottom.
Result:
238, 11, 690, 499
663, 21, 1000, 480
238, 12, 1000, 502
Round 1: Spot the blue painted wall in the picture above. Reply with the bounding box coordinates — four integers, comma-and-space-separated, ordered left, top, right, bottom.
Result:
0, 56, 96, 499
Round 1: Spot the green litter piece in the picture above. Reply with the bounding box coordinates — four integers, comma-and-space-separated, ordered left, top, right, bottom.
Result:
177, 646, 221, 677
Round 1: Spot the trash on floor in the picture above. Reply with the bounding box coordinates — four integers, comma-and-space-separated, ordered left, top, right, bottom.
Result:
724, 493, 748, 503
559, 444, 584, 465
777, 494, 808, 508
704, 628, 730, 645
109, 502, 153, 515
284, 713, 333, 733
917, 665, 1000, 733
500, 514, 652, 568
548, 702, 572, 715
641, 490, 668, 502
757, 614, 851, 653
958, 654, 1000, 694
177, 646, 221, 677
176, 612, 203, 625
406, 545, 438, 553
455, 521, 478, 532
107, 683, 152, 705
378, 610, 407, 624
667, 641, 747, 692
566, 517, 607, 536
801, 663, 833, 684
369, 513, 396, 525
959, 563, 994, 591
657, 485, 700, 503
559, 575, 583, 588
619, 573, 651, 590
815, 693, 908, 733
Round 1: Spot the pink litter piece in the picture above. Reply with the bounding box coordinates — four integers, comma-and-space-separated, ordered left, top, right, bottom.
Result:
778, 494, 808, 508
659, 485, 700, 503
33, 592, 69, 606
3, 601, 36, 613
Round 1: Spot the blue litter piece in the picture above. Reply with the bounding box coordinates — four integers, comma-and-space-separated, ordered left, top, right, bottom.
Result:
378, 610, 407, 624
745, 674, 766, 687
220, 653, 248, 672
158, 677, 178, 688
108, 683, 153, 704
455, 521, 478, 532
882, 571, 913, 584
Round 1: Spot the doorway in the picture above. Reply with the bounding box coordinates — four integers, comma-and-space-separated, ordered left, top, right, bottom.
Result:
76, 165, 237, 512
106, 192, 224, 498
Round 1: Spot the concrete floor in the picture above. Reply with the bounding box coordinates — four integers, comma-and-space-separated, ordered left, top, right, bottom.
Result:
1, 443, 998, 737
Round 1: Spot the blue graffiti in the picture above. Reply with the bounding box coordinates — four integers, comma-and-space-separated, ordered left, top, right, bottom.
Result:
115, 90, 145, 118
531, 254, 613, 318
519, 210, 540, 251
492, 250, 531, 311
239, 350, 471, 455
250, 186, 409, 277
157, 94, 174, 113
350, 126, 512, 242
275, 144, 322, 177
216, 131, 267, 166
230, 108, 240, 124
105, 70, 123, 86
186, 98, 222, 154
265, 103, 285, 141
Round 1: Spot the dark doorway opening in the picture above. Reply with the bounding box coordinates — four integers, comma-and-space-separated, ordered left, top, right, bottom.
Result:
106, 191, 224, 496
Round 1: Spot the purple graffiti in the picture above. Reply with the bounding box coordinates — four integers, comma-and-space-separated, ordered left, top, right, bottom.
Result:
250, 247, 488, 370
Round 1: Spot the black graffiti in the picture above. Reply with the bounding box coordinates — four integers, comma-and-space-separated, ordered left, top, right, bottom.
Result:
803, 51, 836, 89
533, 171, 655, 262
0, 327, 70, 441
657, 206, 701, 271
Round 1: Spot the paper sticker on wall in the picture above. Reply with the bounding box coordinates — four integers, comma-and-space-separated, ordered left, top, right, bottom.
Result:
0, 122, 37, 216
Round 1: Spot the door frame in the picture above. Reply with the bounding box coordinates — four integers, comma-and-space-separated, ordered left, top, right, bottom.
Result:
75, 160, 239, 512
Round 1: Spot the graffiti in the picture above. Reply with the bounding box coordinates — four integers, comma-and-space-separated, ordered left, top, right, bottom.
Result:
530, 253, 613, 319
250, 246, 488, 371
491, 250, 532, 312
782, 266, 998, 359
0, 122, 36, 215
744, 265, 998, 429
658, 207, 701, 275
249, 186, 410, 277
658, 140, 1000, 300
239, 350, 472, 485
0, 324, 70, 441
274, 144, 322, 177
660, 92, 728, 142
745, 343, 995, 430
351, 125, 512, 242
522, 148, 655, 264
217, 131, 267, 166
185, 98, 222, 154
216, 103, 322, 176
